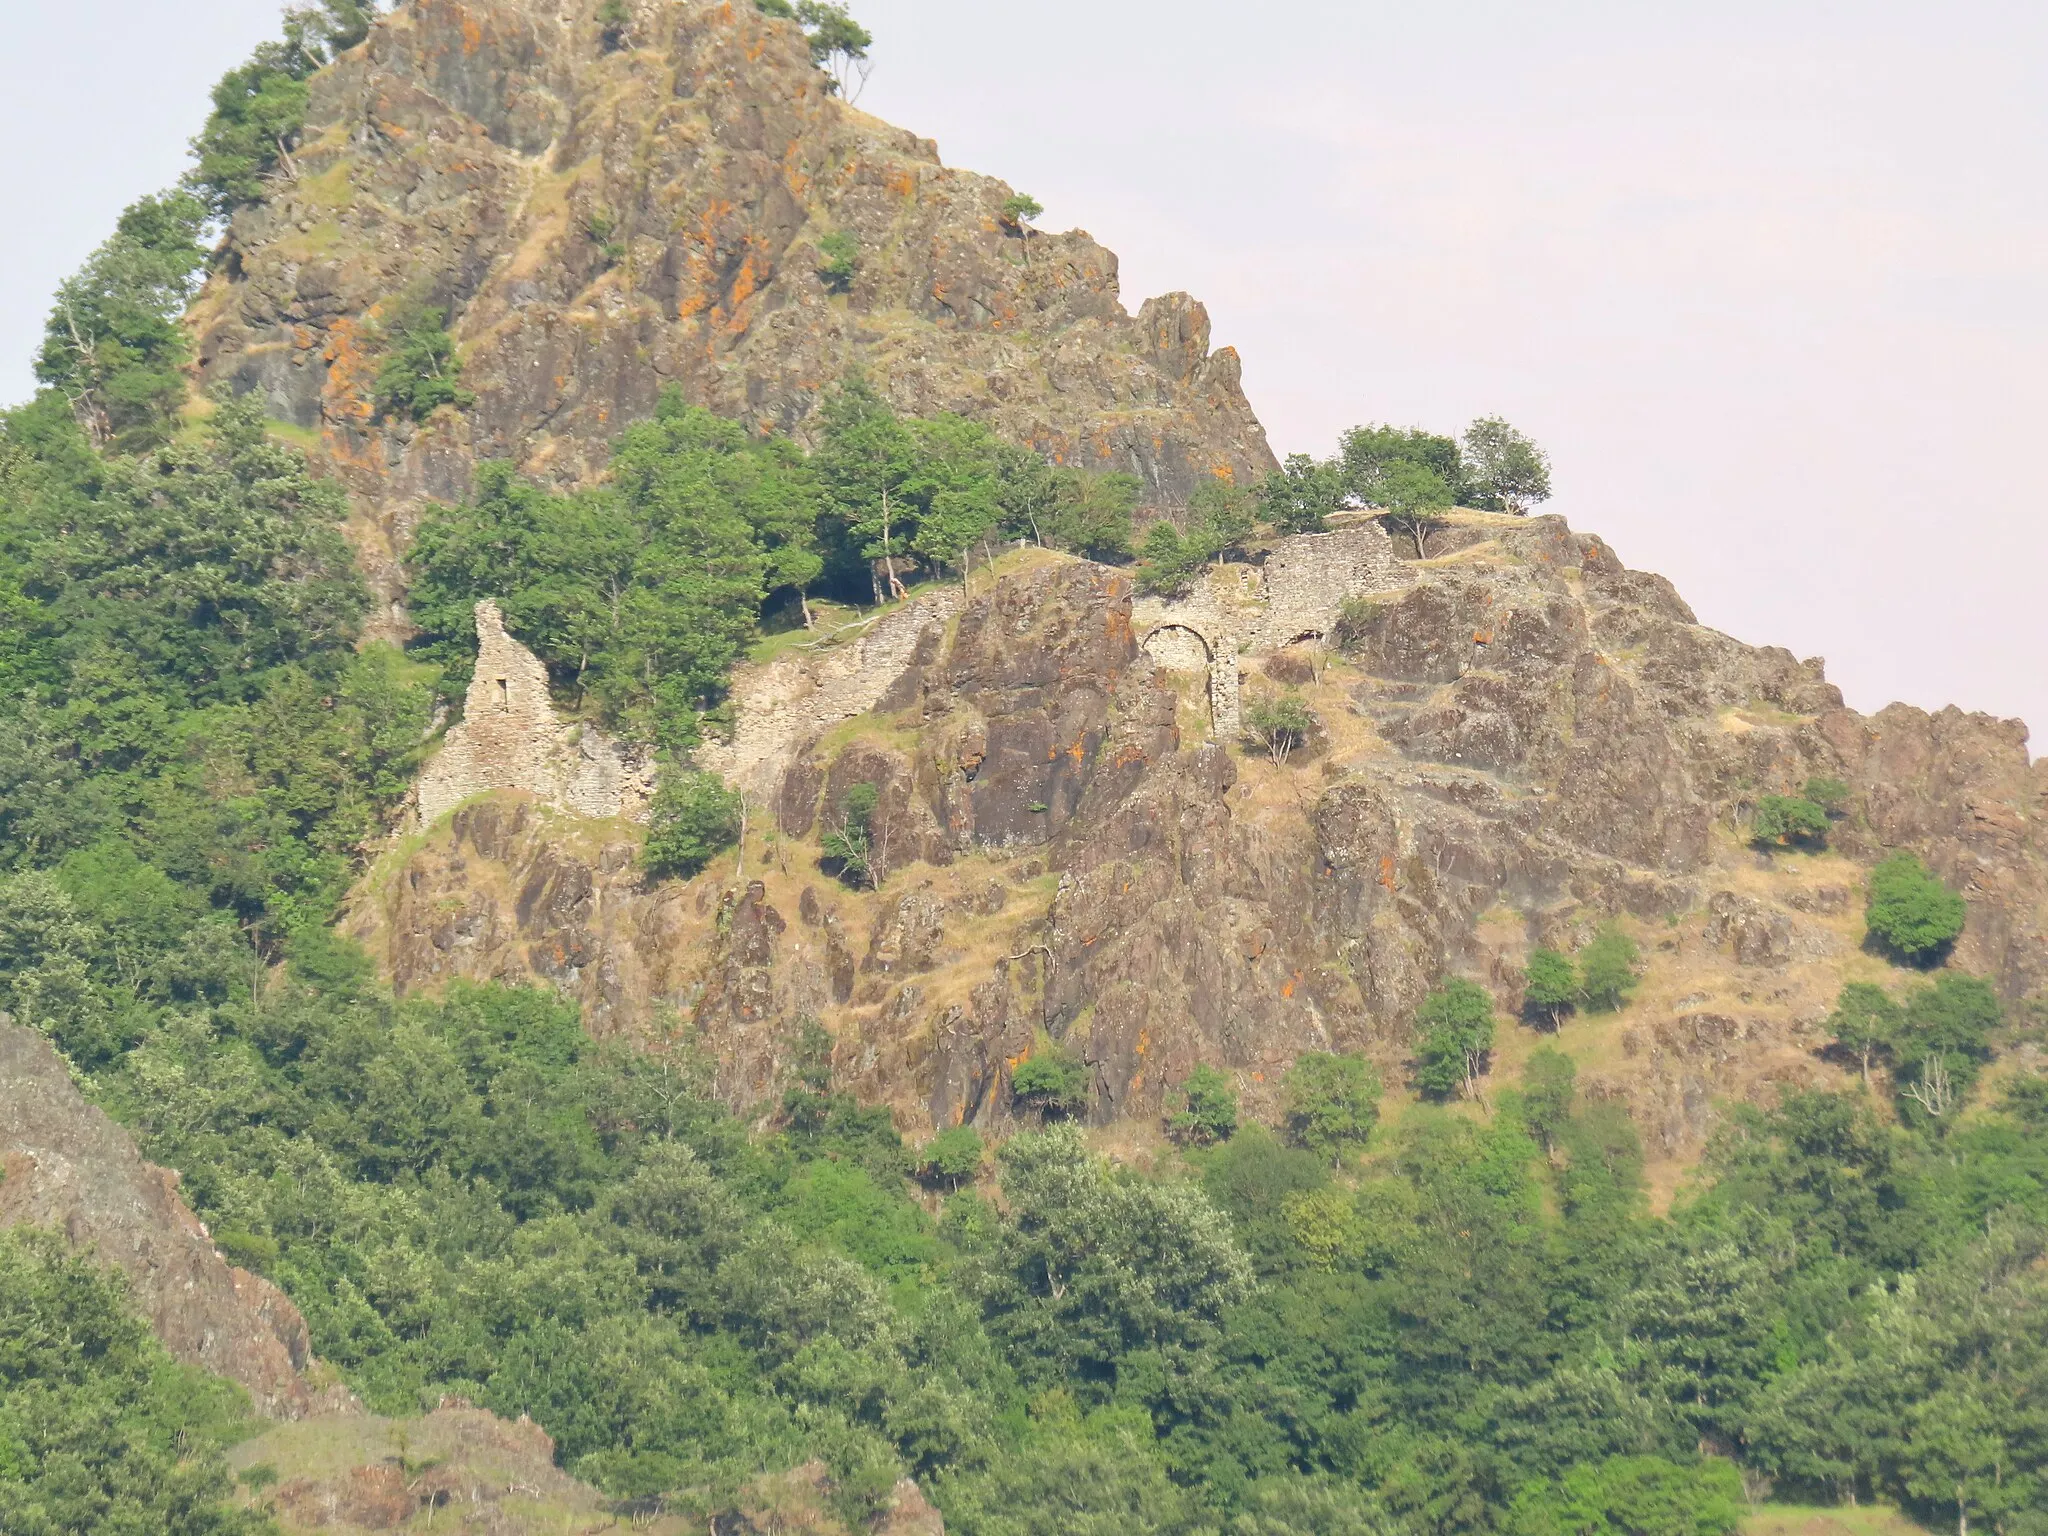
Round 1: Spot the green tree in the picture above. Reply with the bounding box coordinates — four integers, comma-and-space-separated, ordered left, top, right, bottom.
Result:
1339, 421, 1463, 554
35, 192, 209, 452
1826, 982, 1901, 1090
1523, 946, 1578, 1029
1892, 973, 1999, 1125
1803, 776, 1851, 813
186, 2, 378, 215
795, 1, 872, 95
1414, 978, 1497, 1102
1168, 1064, 1238, 1147
917, 1125, 985, 1190
1243, 691, 1316, 765
1459, 417, 1552, 516
1520, 1046, 1577, 1151
1040, 469, 1138, 561
1376, 459, 1455, 558
821, 781, 879, 888
1134, 519, 1207, 597
1256, 453, 1346, 534
372, 301, 474, 422
642, 770, 743, 880
0, 1228, 271, 1536
1001, 193, 1044, 272
1578, 927, 1639, 1013
1753, 793, 1830, 849
1282, 1051, 1381, 1164
1011, 1043, 1090, 1120
1865, 852, 1966, 964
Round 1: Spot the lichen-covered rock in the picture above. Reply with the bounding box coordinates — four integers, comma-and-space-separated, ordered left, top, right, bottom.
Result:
353, 516, 2048, 1168
192, 0, 1275, 633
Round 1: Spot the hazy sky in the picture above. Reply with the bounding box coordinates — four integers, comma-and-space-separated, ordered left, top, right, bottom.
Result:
4, 1, 2044, 746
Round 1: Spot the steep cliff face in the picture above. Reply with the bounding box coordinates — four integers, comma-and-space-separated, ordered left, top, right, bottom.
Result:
354, 517, 2048, 1169
0, 1022, 319, 1418
191, 0, 1275, 625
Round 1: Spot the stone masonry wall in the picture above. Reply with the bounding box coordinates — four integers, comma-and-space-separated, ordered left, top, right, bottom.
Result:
700, 591, 963, 801
414, 601, 655, 826
1133, 523, 1402, 738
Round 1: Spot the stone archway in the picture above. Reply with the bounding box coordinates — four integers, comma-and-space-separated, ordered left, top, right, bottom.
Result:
1142, 623, 1240, 740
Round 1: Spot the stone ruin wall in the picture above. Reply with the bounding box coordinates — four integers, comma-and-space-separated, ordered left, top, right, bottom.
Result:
1133, 523, 1402, 737
413, 600, 656, 826
699, 590, 963, 802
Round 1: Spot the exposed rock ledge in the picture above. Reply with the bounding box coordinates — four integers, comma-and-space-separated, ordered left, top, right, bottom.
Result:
0, 1021, 319, 1418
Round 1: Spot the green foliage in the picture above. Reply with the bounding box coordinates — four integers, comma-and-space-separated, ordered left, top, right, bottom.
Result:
821, 781, 879, 887
411, 389, 817, 748
1803, 776, 1851, 812
1519, 1046, 1578, 1151
1460, 417, 1553, 516
1826, 981, 1902, 1085
0, 1227, 271, 1535
371, 301, 474, 422
1374, 460, 1456, 557
642, 770, 742, 880
1282, 1051, 1381, 1163
1256, 452, 1346, 534
186, 2, 378, 216
1891, 973, 1999, 1125
1134, 481, 1256, 595
793, 1, 872, 94
1168, 1064, 1239, 1147
816, 228, 860, 292
1578, 926, 1640, 1012
1504, 1455, 1743, 1536
917, 1126, 985, 1190
1752, 793, 1830, 849
1414, 977, 1497, 1101
1243, 690, 1317, 764
597, 0, 630, 47
1865, 852, 1967, 964
35, 191, 208, 452
1523, 946, 1578, 1028
1010, 1043, 1090, 1119
1000, 194, 1044, 228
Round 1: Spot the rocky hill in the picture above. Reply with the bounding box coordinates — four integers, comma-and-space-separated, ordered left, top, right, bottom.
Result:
350, 513, 2048, 1176
190, 0, 1275, 630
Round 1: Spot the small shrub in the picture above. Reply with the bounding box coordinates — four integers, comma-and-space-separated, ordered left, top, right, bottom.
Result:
583, 210, 625, 264
1244, 691, 1317, 764
916, 1125, 984, 1189
1169, 1064, 1239, 1147
1522, 946, 1577, 1029
1282, 1052, 1381, 1164
1752, 793, 1829, 849
642, 769, 742, 880
598, 0, 630, 47
373, 301, 474, 422
1803, 776, 1851, 812
1011, 1043, 1089, 1118
1413, 978, 1496, 1101
816, 229, 859, 293
1578, 926, 1639, 1012
1865, 851, 1966, 964
821, 781, 879, 888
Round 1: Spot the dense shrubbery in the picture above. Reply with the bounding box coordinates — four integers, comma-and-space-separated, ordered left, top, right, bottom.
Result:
0, 1227, 270, 1535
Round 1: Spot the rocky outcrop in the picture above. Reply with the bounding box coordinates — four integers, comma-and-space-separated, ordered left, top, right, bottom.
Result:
192, 0, 1276, 630
355, 517, 2048, 1166
0, 1021, 317, 1417
415, 599, 656, 825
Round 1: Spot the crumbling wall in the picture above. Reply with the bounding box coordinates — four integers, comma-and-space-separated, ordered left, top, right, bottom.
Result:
414, 601, 655, 826
1133, 523, 1403, 737
700, 591, 962, 801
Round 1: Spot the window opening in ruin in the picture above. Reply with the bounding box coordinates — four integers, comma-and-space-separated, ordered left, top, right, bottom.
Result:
497, 678, 509, 711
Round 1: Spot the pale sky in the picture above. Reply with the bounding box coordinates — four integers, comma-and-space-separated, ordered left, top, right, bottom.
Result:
4, 1, 2044, 747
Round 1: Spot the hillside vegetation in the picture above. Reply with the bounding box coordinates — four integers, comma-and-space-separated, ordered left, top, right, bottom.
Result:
3, 4, 2047, 1536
